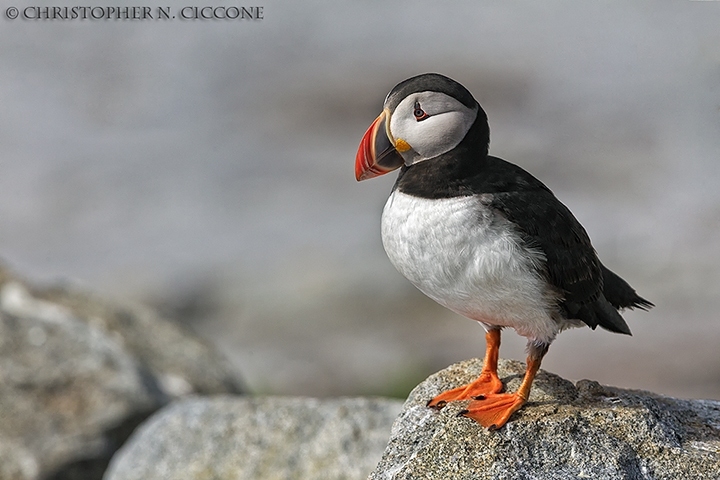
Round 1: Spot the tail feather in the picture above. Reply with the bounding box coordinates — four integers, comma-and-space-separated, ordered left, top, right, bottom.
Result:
570, 263, 652, 336
572, 295, 632, 335
577, 296, 633, 335
601, 264, 654, 311
595, 296, 633, 335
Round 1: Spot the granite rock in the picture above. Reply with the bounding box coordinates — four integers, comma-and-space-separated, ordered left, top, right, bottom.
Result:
369, 358, 720, 480
0, 267, 243, 480
104, 396, 403, 480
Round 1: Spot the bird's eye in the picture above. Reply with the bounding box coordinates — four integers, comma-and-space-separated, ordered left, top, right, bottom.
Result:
413, 101, 429, 121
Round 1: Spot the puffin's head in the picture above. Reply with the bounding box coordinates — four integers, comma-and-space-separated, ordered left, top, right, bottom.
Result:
355, 73, 488, 181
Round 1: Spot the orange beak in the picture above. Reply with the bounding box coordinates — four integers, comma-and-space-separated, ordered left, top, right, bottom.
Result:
355, 110, 405, 181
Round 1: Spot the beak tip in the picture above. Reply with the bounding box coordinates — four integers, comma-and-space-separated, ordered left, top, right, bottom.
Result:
355, 164, 371, 181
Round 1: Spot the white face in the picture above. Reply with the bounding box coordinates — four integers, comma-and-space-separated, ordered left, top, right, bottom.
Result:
388, 91, 478, 166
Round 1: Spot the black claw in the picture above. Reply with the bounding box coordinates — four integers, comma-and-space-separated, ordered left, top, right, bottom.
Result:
488, 424, 498, 431
457, 409, 469, 417
472, 395, 486, 400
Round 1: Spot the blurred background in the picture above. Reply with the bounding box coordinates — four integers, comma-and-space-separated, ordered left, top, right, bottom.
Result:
1, 1, 719, 399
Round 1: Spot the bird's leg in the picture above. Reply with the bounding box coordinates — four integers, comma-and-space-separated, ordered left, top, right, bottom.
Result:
427, 329, 504, 409
459, 342, 549, 430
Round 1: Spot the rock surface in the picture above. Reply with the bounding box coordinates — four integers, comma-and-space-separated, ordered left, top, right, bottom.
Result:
369, 358, 720, 480
104, 396, 403, 480
0, 267, 243, 480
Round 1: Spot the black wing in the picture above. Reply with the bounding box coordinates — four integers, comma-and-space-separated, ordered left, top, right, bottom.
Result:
487, 189, 601, 305
480, 157, 636, 334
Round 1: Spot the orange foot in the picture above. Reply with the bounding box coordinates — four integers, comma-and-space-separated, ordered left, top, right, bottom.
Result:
428, 329, 503, 410
427, 371, 504, 409
458, 393, 527, 430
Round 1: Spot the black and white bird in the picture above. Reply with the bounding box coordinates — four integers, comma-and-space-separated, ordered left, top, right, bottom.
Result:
355, 73, 652, 429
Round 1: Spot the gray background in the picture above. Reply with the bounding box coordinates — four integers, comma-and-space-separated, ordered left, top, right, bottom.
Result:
2, 1, 719, 399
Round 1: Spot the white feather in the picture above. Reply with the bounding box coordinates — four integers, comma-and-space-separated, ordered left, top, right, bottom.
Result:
381, 191, 581, 344
389, 92, 477, 165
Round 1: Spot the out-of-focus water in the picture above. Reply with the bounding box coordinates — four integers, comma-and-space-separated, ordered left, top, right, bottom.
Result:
2, 1, 719, 398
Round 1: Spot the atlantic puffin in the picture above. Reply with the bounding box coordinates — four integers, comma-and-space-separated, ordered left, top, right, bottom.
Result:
355, 73, 653, 430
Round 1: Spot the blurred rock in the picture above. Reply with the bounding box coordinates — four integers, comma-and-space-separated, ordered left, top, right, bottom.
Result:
104, 396, 403, 480
370, 358, 720, 480
0, 266, 243, 480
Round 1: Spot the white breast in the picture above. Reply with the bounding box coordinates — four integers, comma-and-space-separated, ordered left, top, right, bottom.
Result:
381, 191, 571, 344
